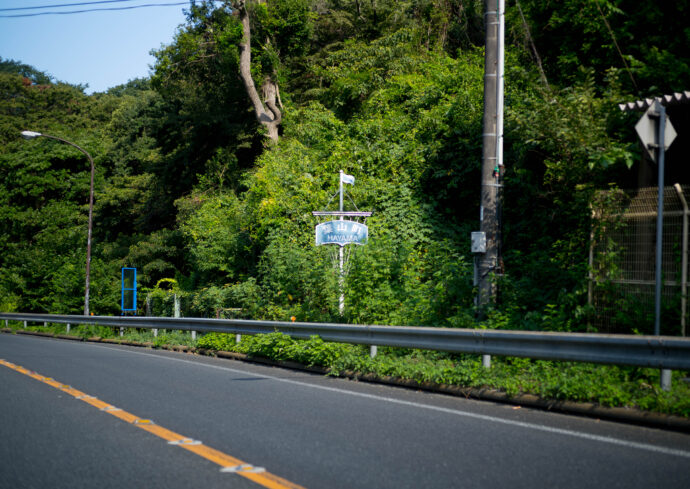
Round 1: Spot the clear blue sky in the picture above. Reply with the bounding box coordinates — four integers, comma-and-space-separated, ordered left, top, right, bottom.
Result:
0, 1, 213, 94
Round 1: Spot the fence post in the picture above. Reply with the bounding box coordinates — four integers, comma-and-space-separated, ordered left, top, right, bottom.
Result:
147, 295, 158, 337
675, 183, 688, 337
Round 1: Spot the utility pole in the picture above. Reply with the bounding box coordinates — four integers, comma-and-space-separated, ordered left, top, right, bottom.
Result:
475, 0, 504, 313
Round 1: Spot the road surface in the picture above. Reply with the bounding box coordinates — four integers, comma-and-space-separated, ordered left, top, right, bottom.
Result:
1, 333, 688, 488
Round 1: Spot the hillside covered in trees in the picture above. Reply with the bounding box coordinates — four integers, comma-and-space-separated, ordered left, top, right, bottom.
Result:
1, 0, 689, 334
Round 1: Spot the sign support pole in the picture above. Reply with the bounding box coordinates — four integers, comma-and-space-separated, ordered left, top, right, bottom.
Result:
652, 103, 672, 391
653, 102, 666, 338
313, 173, 370, 317
622, 96, 678, 391
339, 171, 345, 315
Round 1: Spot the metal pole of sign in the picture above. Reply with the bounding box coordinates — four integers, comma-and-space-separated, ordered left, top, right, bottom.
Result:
653, 104, 672, 391
339, 247, 345, 315
626, 97, 678, 391
654, 103, 666, 338
314, 174, 371, 345
339, 171, 345, 316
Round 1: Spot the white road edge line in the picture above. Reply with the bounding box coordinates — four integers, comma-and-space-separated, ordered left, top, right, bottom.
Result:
79, 342, 690, 460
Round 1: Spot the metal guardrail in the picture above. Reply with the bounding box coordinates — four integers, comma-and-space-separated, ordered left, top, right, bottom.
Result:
1, 312, 689, 370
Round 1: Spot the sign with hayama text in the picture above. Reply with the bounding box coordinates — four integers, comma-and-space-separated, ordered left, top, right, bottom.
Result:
315, 220, 368, 246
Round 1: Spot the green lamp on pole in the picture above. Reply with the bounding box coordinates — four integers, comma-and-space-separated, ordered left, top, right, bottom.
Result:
21, 130, 95, 316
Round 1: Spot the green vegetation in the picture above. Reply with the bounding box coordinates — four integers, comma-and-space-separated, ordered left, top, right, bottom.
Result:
1, 2, 689, 411
200, 332, 690, 417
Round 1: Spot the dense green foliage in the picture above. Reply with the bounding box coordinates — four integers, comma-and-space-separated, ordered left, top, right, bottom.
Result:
1, 0, 688, 338
202, 331, 689, 417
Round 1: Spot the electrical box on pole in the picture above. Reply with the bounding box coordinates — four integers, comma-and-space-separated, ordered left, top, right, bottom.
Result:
471, 232, 487, 253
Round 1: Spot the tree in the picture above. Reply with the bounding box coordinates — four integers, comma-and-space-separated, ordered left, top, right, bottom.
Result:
0, 57, 53, 85
233, 0, 283, 141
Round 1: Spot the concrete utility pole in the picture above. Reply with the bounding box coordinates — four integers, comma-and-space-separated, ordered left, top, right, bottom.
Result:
476, 0, 504, 312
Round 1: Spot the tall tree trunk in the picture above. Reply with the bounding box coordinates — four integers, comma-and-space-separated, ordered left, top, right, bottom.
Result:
234, 0, 282, 142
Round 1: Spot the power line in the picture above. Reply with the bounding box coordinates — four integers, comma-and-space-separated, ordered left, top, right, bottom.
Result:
0, 1, 222, 18
0, 0, 146, 12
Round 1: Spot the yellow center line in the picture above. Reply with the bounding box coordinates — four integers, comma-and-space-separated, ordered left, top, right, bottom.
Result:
0, 358, 306, 489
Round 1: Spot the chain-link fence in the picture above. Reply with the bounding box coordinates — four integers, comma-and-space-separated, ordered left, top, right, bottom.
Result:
589, 185, 688, 335
140, 290, 245, 320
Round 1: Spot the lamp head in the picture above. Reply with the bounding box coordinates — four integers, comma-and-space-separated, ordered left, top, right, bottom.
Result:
21, 131, 42, 140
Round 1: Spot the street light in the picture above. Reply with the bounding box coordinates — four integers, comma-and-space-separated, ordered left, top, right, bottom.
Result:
21, 130, 95, 316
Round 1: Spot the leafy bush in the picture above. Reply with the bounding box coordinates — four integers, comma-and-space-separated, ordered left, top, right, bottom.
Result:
193, 330, 690, 417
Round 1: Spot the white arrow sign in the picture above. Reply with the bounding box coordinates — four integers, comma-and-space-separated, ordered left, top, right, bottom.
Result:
634, 100, 677, 162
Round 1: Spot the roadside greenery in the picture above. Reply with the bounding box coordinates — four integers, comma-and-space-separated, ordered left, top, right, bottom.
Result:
198, 331, 690, 417
4, 323, 688, 417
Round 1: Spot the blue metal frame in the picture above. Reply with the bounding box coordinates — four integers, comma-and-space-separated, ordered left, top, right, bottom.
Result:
121, 267, 137, 313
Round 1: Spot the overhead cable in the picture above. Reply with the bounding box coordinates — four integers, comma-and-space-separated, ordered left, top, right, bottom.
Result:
0, 1, 222, 18
0, 0, 146, 12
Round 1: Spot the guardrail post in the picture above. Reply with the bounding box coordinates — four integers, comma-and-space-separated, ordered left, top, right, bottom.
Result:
66, 323, 70, 334
482, 354, 491, 368
4, 319, 7, 328
661, 369, 672, 391
23, 321, 27, 329
370, 345, 377, 358
236, 334, 242, 344
119, 327, 124, 337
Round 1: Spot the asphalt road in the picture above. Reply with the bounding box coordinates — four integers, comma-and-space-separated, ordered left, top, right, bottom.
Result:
1, 333, 689, 489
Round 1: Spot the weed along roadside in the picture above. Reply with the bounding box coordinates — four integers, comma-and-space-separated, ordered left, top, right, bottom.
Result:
2, 323, 689, 431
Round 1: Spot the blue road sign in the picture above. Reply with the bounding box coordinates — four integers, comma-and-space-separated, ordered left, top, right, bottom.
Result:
315, 220, 368, 246
121, 268, 137, 312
